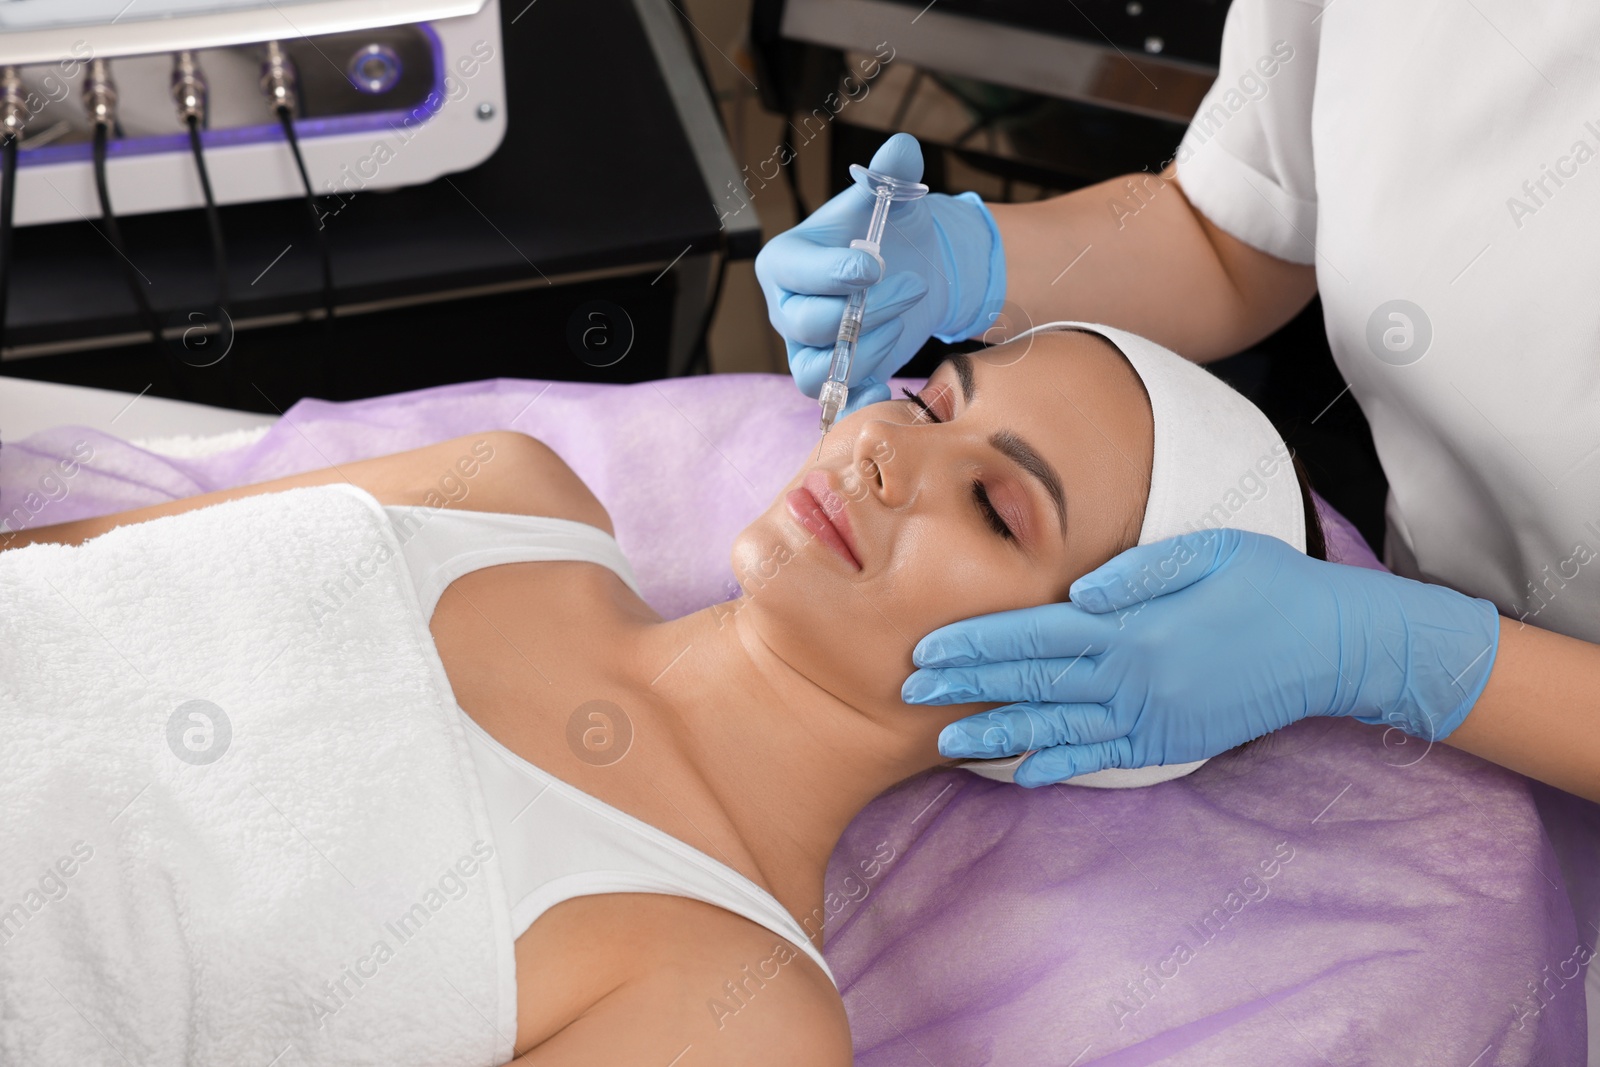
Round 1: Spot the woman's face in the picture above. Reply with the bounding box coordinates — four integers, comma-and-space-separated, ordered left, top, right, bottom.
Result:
730, 329, 1154, 719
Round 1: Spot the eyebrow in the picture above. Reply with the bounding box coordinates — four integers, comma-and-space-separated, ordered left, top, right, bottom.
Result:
945, 352, 1069, 544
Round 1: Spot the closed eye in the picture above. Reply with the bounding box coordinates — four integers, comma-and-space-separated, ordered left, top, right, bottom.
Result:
970, 478, 1015, 541
901, 387, 939, 425
899, 386, 1016, 542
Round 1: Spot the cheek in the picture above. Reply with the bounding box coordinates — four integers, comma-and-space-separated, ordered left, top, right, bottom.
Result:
730, 508, 1049, 707
860, 516, 1041, 643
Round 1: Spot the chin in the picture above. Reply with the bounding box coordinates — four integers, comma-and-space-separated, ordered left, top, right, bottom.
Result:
730, 511, 808, 598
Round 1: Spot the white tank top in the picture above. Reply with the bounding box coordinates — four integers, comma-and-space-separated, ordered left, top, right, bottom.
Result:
382, 504, 836, 988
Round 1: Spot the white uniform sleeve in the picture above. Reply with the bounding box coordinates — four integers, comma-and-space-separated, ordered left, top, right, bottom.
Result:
1174, 0, 1323, 264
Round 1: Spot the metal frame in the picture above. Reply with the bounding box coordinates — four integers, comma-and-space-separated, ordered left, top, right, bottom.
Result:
630, 0, 757, 374
630, 0, 762, 259
780, 0, 1218, 125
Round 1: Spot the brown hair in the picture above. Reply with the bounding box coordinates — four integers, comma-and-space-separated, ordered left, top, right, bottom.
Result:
1290, 450, 1328, 562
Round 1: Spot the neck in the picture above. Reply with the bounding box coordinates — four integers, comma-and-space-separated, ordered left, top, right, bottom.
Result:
621, 595, 950, 918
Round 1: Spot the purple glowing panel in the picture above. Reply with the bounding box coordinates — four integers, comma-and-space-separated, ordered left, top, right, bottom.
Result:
16, 23, 445, 169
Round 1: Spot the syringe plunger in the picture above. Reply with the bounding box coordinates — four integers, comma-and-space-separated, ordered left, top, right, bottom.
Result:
815, 164, 929, 439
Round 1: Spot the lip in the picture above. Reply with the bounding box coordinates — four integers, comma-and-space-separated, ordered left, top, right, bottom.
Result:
785, 469, 863, 570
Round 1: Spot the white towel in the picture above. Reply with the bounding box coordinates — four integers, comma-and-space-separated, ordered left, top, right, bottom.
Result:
0, 483, 515, 1067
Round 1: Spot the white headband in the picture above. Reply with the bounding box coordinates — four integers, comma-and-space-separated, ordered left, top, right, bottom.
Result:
956, 320, 1307, 789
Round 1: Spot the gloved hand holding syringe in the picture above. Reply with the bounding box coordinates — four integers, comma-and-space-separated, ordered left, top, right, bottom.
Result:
815, 164, 928, 453
756, 134, 1007, 428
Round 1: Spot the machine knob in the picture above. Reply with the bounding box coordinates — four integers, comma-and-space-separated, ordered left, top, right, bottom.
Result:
346, 44, 402, 94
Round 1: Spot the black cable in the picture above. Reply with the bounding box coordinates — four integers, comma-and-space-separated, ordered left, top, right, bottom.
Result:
780, 123, 807, 224
0, 131, 14, 501
889, 68, 925, 130
186, 113, 228, 307
184, 112, 236, 399
93, 125, 163, 348
0, 132, 15, 362
663, 3, 734, 377
94, 122, 195, 400
276, 104, 334, 327
687, 252, 726, 375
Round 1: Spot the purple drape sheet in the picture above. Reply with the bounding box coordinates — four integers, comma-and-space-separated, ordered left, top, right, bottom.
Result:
3, 373, 1583, 1065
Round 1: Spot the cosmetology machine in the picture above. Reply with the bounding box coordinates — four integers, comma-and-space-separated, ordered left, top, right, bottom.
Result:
0, 0, 508, 349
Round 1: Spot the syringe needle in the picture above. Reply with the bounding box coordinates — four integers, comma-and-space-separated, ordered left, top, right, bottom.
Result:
816, 431, 826, 460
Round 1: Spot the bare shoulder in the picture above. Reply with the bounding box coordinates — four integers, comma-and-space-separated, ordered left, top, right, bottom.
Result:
513, 896, 850, 1067
404, 430, 614, 537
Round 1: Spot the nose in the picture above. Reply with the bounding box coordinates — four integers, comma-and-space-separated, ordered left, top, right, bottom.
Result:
847, 411, 922, 510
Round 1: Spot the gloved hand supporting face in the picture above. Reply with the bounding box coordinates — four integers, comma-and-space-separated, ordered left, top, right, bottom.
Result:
900, 528, 1503, 788
754, 132, 1008, 414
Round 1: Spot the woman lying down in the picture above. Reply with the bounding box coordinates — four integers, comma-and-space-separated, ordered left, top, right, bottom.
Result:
0, 322, 1324, 1066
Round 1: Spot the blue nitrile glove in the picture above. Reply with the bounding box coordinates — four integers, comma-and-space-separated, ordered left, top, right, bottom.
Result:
901, 528, 1504, 788
754, 132, 1007, 413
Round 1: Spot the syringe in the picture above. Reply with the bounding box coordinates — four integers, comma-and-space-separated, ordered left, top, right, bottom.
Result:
817, 164, 929, 447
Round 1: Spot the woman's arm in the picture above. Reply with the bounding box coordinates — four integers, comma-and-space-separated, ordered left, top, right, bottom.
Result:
0, 430, 611, 553
986, 168, 1319, 363
1445, 618, 1600, 802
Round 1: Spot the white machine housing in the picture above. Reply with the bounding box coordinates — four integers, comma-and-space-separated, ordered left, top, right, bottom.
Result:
0, 0, 507, 225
